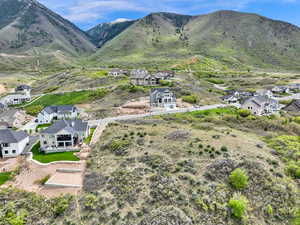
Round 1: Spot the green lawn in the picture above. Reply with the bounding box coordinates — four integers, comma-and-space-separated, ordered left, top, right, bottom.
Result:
0, 172, 12, 186
84, 128, 96, 144
25, 89, 108, 116
36, 123, 52, 130
31, 142, 80, 163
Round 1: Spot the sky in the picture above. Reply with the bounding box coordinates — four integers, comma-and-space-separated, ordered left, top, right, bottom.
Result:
38, 0, 300, 30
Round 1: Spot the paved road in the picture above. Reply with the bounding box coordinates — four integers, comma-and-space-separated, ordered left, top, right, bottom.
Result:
20, 118, 37, 132
22, 135, 39, 155
89, 104, 227, 143
273, 93, 300, 101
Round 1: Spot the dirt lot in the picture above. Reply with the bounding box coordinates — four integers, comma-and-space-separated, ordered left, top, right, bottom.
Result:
0, 84, 6, 95
3, 160, 85, 198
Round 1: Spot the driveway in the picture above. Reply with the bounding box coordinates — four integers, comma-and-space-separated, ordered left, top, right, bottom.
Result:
22, 135, 39, 155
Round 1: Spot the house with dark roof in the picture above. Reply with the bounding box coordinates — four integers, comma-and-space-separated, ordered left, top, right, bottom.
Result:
109, 69, 129, 77
40, 120, 89, 153
150, 88, 176, 109
282, 99, 300, 115
15, 85, 32, 93
154, 71, 175, 80
37, 105, 78, 124
0, 84, 32, 106
0, 129, 29, 158
130, 69, 161, 86
241, 96, 279, 116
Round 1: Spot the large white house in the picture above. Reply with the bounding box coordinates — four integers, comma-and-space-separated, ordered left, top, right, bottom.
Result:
37, 105, 79, 124
0, 129, 29, 158
0, 85, 32, 106
40, 120, 89, 153
150, 88, 177, 109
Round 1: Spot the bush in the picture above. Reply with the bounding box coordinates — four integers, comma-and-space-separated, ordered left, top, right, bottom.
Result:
221, 146, 228, 152
229, 168, 249, 189
238, 109, 251, 118
182, 95, 198, 104
266, 204, 273, 216
26, 105, 44, 116
228, 194, 248, 219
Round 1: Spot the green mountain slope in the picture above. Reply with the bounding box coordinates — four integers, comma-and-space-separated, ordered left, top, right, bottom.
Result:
91, 11, 300, 69
0, 0, 96, 53
87, 19, 136, 47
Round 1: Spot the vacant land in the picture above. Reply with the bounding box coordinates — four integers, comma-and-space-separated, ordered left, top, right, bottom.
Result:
78, 109, 299, 225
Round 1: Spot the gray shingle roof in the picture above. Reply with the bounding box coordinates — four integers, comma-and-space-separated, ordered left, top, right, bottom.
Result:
15, 85, 31, 91
130, 69, 150, 79
42, 105, 76, 115
41, 120, 88, 134
0, 129, 28, 143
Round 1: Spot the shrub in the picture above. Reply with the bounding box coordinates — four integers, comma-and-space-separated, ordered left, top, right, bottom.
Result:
229, 168, 249, 189
238, 109, 251, 118
228, 194, 248, 219
182, 95, 198, 104
221, 146, 228, 152
26, 105, 44, 116
266, 204, 273, 216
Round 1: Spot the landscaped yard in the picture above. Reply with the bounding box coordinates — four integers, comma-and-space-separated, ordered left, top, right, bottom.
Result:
31, 142, 80, 163
25, 88, 108, 115
84, 127, 96, 144
0, 172, 12, 186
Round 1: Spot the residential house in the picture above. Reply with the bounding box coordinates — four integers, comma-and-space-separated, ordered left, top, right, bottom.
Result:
0, 93, 31, 105
0, 84, 32, 106
282, 99, 300, 115
221, 91, 240, 104
0, 109, 29, 129
272, 86, 290, 94
288, 84, 300, 93
130, 69, 160, 86
15, 85, 32, 95
109, 69, 129, 77
241, 96, 279, 116
154, 71, 175, 80
255, 89, 273, 98
40, 120, 89, 153
150, 88, 176, 109
37, 105, 78, 124
0, 129, 29, 158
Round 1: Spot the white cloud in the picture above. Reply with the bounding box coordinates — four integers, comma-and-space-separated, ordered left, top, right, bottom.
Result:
38, 0, 299, 25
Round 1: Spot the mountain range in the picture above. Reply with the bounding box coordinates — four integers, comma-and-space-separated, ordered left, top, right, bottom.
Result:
1, 0, 300, 71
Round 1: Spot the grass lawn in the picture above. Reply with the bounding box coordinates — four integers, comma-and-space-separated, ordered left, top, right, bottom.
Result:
31, 142, 80, 163
36, 123, 52, 130
0, 172, 12, 186
25, 89, 108, 116
84, 128, 96, 144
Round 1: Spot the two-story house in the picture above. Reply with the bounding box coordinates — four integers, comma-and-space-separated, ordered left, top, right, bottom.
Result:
241, 96, 279, 116
150, 88, 176, 109
130, 69, 160, 86
40, 120, 89, 153
37, 105, 79, 124
0, 84, 32, 106
0, 129, 29, 158
109, 69, 129, 77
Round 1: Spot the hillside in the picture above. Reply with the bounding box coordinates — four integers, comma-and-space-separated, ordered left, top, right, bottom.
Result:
0, 0, 96, 71
91, 11, 300, 69
87, 19, 136, 47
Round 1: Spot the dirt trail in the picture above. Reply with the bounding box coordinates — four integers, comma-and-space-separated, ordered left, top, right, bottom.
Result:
0, 84, 6, 95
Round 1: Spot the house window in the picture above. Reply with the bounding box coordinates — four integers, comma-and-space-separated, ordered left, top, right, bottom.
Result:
12, 150, 16, 154
43, 141, 47, 145
4, 150, 9, 154
3, 143, 10, 147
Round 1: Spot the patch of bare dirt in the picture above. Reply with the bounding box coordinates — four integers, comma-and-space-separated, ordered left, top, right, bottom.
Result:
0, 84, 6, 95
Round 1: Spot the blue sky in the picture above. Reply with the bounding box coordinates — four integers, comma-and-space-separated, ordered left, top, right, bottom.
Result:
38, 0, 300, 30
